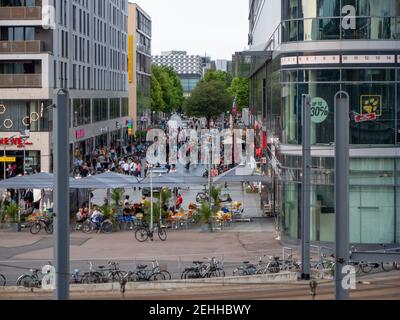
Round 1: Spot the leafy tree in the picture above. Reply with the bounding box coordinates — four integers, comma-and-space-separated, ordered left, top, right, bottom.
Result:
204, 70, 232, 87
228, 77, 249, 111
164, 67, 184, 112
151, 65, 184, 115
150, 74, 164, 112
184, 80, 231, 128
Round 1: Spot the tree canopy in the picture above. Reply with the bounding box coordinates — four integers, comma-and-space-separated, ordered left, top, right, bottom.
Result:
150, 65, 184, 114
227, 77, 249, 111
204, 70, 232, 88
184, 80, 232, 127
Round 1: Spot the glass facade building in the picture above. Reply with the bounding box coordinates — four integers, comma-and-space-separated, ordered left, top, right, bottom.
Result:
248, 0, 400, 245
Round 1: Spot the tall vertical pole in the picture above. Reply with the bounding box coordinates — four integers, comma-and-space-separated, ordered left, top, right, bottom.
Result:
334, 91, 350, 300
208, 135, 213, 232
3, 147, 6, 179
54, 89, 70, 300
301, 94, 311, 280
150, 167, 154, 230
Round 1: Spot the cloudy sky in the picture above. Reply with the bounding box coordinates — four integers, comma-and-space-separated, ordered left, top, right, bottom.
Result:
132, 0, 249, 60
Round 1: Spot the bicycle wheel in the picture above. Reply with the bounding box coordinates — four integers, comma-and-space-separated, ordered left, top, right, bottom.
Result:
0, 274, 6, 287
381, 262, 395, 272
45, 223, 54, 234
160, 270, 171, 281
81, 273, 100, 284
18, 275, 34, 288
108, 271, 128, 283
30, 223, 41, 235
158, 228, 167, 241
135, 228, 149, 242
82, 222, 94, 234
150, 272, 164, 281
196, 192, 207, 203
361, 263, 373, 274
101, 221, 113, 234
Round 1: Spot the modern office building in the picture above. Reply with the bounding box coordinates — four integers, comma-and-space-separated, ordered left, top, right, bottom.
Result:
247, 0, 400, 245
128, 2, 151, 132
0, 0, 130, 176
152, 51, 203, 96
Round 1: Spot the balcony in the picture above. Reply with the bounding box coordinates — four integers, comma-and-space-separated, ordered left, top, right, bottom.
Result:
0, 40, 43, 53
0, 7, 42, 20
0, 74, 41, 88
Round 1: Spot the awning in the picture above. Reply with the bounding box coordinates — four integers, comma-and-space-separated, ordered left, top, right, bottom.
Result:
70, 172, 142, 189
139, 171, 208, 188
0, 172, 75, 189
213, 165, 271, 184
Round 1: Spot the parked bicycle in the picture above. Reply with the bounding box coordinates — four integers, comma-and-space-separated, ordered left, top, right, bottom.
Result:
16, 269, 44, 288
83, 261, 127, 283
135, 223, 167, 242
30, 216, 54, 235
125, 260, 169, 282
256, 256, 281, 274
233, 261, 259, 276
16, 262, 55, 288
181, 257, 224, 279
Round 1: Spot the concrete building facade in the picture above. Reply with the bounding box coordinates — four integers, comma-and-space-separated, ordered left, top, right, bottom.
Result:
0, 0, 130, 176
128, 2, 151, 132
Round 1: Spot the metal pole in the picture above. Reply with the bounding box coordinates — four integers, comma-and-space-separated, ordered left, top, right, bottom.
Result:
3, 147, 6, 179
54, 89, 70, 300
208, 135, 213, 232
23, 145, 26, 175
301, 94, 311, 280
334, 91, 350, 300
150, 167, 154, 230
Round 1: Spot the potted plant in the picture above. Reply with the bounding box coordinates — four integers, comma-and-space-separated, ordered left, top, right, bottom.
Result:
199, 202, 212, 232
111, 188, 125, 215
3, 202, 21, 232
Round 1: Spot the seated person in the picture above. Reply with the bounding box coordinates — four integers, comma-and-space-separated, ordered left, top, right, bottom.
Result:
76, 208, 87, 223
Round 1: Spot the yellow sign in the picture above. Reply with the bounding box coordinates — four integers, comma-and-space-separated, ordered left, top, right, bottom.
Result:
128, 34, 134, 83
0, 157, 16, 162
361, 95, 382, 116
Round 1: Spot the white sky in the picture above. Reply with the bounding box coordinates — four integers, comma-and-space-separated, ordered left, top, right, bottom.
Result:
131, 0, 249, 60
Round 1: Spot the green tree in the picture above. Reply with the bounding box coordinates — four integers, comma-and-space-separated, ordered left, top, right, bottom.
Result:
164, 67, 184, 112
204, 70, 232, 87
151, 65, 184, 115
228, 77, 249, 111
184, 80, 231, 128
150, 74, 164, 112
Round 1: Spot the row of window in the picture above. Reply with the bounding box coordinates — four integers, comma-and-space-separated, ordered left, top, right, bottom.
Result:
282, 16, 400, 42
73, 97, 129, 127
282, 0, 400, 20
55, 61, 126, 92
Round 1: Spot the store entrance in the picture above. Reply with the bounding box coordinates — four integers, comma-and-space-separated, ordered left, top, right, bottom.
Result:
0, 150, 41, 180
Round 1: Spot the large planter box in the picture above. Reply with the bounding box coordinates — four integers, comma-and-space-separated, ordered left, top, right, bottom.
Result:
0, 222, 21, 232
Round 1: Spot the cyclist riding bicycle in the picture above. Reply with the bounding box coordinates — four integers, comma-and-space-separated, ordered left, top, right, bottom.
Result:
90, 205, 104, 229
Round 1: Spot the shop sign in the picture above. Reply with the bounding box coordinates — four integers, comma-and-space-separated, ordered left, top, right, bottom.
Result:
361, 95, 382, 116
311, 97, 329, 124
0, 137, 33, 147
0, 157, 16, 163
355, 113, 377, 123
75, 129, 85, 139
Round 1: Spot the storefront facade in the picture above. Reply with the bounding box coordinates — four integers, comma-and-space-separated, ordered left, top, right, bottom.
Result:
248, 0, 400, 245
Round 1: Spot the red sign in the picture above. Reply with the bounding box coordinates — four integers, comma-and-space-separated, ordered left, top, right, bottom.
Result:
0, 137, 33, 148
355, 113, 377, 123
75, 129, 85, 139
